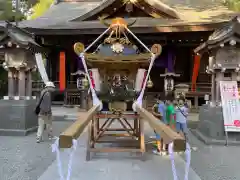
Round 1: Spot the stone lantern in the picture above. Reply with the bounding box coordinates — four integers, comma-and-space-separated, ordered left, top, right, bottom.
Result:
193, 16, 240, 144
71, 70, 88, 110
0, 21, 42, 136
175, 83, 189, 99
160, 72, 180, 97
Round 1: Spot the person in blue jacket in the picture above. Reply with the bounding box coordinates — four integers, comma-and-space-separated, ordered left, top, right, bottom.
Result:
152, 94, 167, 155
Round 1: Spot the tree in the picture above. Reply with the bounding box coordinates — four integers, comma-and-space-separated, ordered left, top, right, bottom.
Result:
0, 0, 27, 21
28, 0, 54, 20
224, 0, 240, 11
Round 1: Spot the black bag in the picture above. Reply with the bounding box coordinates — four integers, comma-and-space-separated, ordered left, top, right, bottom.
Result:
35, 91, 47, 115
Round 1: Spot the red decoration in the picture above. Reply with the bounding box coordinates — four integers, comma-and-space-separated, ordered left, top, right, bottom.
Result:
191, 55, 201, 91
59, 52, 66, 91
234, 120, 240, 127
89, 71, 95, 89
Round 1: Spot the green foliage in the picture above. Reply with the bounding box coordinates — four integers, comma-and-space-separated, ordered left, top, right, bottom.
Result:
29, 0, 54, 20
32, 72, 41, 81
224, 0, 240, 11
0, 0, 25, 21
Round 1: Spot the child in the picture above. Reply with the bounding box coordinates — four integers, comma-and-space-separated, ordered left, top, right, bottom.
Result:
175, 98, 189, 141
152, 95, 167, 155
165, 98, 175, 128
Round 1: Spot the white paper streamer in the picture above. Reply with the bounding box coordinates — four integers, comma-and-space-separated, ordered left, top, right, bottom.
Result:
168, 142, 191, 180
80, 53, 102, 110
133, 54, 156, 110
52, 138, 78, 180
35, 53, 49, 84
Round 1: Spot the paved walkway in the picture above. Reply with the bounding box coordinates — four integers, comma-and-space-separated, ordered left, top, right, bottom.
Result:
38, 134, 201, 180
2, 107, 240, 180
39, 109, 201, 180
1, 118, 240, 180
52, 106, 199, 122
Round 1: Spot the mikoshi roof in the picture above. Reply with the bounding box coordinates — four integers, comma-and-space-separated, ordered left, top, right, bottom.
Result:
0, 0, 239, 33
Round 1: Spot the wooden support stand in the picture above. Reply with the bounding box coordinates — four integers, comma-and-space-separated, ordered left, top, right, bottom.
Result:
86, 111, 145, 161
59, 104, 185, 161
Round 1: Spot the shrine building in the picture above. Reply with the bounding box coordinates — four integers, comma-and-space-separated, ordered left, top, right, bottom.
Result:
0, 0, 238, 109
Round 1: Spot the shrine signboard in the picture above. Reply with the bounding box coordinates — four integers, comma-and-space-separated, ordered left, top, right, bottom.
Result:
220, 81, 240, 132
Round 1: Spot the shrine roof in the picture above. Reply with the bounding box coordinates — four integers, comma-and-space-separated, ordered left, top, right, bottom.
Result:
0, 0, 238, 33
19, 17, 227, 35
20, 1, 103, 28
0, 21, 41, 49
194, 16, 240, 54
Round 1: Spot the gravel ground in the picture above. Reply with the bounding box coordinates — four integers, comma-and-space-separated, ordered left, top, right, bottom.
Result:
0, 112, 240, 180
0, 121, 71, 180
185, 131, 240, 180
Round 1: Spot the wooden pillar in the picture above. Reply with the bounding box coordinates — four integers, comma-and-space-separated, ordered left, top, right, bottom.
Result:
18, 70, 26, 97
26, 71, 32, 97
70, 61, 74, 82
216, 73, 222, 104
194, 96, 198, 109
211, 73, 215, 103
80, 90, 87, 110
8, 71, 14, 97
13, 72, 18, 96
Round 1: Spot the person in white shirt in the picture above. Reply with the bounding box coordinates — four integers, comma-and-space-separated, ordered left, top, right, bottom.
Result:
175, 98, 189, 141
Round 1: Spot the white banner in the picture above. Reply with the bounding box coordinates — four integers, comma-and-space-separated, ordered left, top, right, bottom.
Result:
220, 81, 240, 132
35, 53, 49, 84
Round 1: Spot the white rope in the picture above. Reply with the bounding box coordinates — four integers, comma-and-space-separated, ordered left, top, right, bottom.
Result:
132, 53, 156, 111
35, 53, 49, 84
168, 142, 191, 180
123, 27, 157, 111
125, 26, 152, 53
84, 27, 111, 53
77, 27, 112, 111
80, 53, 102, 110
52, 138, 78, 180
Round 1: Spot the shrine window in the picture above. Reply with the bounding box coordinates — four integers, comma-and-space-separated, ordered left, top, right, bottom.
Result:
224, 72, 232, 78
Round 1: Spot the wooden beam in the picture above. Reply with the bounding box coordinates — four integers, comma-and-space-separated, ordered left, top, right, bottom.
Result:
59, 105, 99, 148
136, 105, 186, 151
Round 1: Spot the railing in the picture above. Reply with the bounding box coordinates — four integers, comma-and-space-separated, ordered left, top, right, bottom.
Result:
32, 81, 86, 107
64, 89, 88, 107
32, 81, 60, 91
32, 81, 212, 107
32, 81, 78, 91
